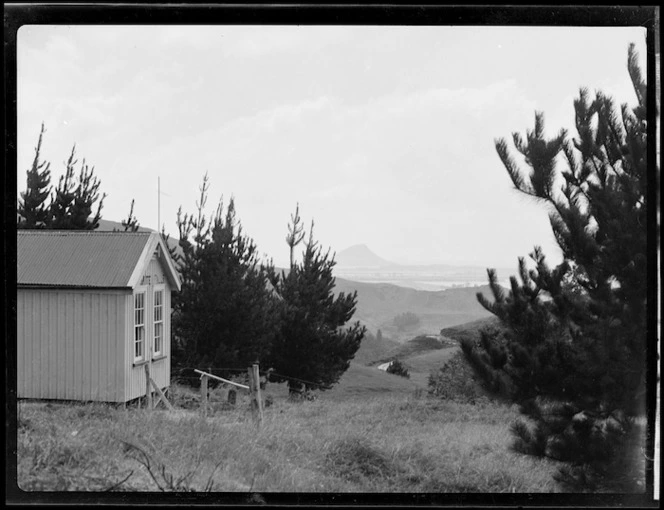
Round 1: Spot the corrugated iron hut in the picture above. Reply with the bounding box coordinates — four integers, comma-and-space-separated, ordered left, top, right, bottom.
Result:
17, 230, 181, 403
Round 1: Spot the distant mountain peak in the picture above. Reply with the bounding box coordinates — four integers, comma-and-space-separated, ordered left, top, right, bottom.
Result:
343, 244, 373, 254
336, 244, 396, 268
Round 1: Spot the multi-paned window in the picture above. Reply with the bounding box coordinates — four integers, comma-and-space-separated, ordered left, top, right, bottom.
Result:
134, 292, 145, 361
154, 289, 164, 356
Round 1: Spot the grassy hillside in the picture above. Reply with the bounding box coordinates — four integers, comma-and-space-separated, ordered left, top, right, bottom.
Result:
321, 362, 420, 400
17, 394, 563, 494
334, 278, 494, 343
377, 334, 457, 362
364, 333, 464, 388
352, 330, 401, 365
439, 316, 502, 345
401, 347, 461, 388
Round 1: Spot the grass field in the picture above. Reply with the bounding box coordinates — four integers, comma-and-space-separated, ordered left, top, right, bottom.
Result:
401, 347, 461, 387
322, 363, 421, 399
16, 390, 563, 493
15, 314, 648, 495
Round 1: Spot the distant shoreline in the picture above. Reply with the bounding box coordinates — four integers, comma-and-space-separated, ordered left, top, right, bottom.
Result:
333, 276, 510, 292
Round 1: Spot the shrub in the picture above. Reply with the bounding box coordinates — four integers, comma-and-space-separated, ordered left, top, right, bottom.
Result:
428, 351, 486, 403
386, 359, 410, 379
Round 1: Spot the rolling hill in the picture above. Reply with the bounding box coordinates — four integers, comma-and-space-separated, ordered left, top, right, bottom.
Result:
352, 330, 401, 365
321, 361, 420, 400
439, 317, 502, 345
333, 277, 494, 344
376, 334, 457, 362
96, 218, 154, 232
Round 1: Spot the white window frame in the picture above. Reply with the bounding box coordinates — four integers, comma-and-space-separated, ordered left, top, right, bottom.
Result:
134, 290, 146, 362
153, 285, 165, 357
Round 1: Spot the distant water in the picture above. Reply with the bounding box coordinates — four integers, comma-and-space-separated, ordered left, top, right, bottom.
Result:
336, 277, 510, 292
333, 266, 514, 291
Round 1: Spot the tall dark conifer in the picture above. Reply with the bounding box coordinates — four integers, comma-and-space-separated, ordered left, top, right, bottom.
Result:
49, 146, 105, 229
466, 43, 648, 489
18, 123, 52, 228
73, 160, 106, 229
171, 174, 278, 371
266, 209, 366, 396
49, 148, 77, 228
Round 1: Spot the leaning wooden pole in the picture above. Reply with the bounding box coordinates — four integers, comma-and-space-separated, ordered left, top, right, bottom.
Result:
194, 369, 249, 390
150, 378, 174, 411
144, 363, 153, 410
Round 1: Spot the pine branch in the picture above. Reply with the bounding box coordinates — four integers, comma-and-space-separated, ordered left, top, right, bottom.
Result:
286, 203, 306, 267
121, 199, 140, 232
495, 137, 535, 196
627, 43, 646, 111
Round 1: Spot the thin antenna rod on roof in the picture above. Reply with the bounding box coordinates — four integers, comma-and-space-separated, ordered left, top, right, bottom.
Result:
158, 176, 160, 234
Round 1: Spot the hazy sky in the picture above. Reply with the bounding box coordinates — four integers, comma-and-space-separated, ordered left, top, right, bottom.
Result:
17, 25, 647, 269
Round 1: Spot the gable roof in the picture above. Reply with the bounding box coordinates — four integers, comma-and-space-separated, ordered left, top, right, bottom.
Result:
18, 230, 181, 291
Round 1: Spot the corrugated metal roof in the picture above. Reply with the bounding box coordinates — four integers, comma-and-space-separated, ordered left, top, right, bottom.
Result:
18, 230, 153, 288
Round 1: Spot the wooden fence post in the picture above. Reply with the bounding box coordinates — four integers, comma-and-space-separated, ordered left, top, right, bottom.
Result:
144, 363, 153, 410
248, 363, 264, 427
201, 374, 209, 417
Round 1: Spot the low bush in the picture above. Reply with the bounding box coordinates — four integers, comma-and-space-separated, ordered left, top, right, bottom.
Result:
428, 351, 486, 403
386, 359, 410, 379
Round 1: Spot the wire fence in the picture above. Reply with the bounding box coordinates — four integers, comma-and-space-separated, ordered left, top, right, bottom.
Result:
171, 366, 331, 391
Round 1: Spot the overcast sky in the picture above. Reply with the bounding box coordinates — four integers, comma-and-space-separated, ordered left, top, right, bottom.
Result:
17, 25, 647, 269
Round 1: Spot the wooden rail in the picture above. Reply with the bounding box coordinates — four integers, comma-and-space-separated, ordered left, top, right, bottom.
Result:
193, 369, 249, 390
196, 365, 263, 427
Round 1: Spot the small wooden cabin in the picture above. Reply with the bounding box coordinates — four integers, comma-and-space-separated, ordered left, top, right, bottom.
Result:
17, 230, 181, 403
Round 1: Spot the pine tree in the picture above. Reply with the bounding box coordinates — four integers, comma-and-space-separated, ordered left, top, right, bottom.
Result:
120, 199, 140, 232
18, 123, 52, 229
470, 43, 648, 488
171, 174, 279, 372
49, 145, 106, 229
160, 225, 179, 262
266, 208, 366, 396
48, 147, 76, 228
286, 203, 306, 269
